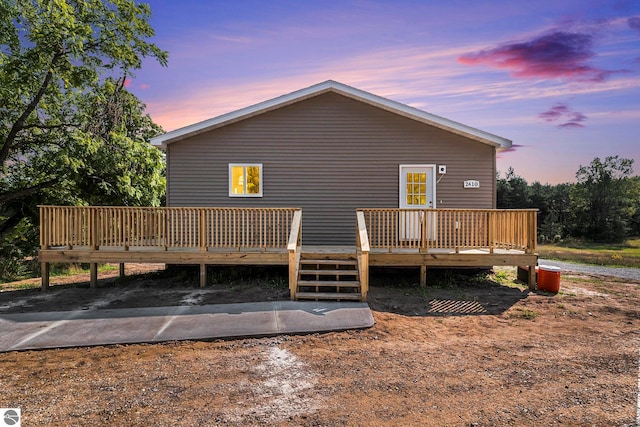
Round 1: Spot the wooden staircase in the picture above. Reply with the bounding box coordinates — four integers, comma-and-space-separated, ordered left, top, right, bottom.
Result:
295, 251, 362, 301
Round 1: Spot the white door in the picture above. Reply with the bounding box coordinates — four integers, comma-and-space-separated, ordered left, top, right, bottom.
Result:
399, 165, 436, 241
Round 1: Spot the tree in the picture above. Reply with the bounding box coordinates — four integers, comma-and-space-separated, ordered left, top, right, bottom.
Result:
0, 0, 167, 278
628, 177, 640, 236
534, 182, 572, 243
497, 167, 530, 209
68, 77, 166, 207
570, 156, 635, 242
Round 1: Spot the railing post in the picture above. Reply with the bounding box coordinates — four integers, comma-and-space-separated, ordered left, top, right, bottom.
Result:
39, 206, 45, 249
199, 208, 206, 251
488, 211, 495, 253
528, 210, 537, 254
420, 210, 427, 253
90, 207, 99, 250
39, 206, 50, 291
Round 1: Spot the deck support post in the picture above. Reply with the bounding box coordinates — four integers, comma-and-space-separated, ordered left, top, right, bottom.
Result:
288, 253, 297, 300
200, 263, 206, 288
90, 263, 98, 288
528, 263, 537, 291
119, 263, 125, 279
41, 262, 50, 291
420, 265, 427, 287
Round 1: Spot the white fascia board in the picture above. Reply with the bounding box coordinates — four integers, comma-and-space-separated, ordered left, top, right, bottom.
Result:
151, 80, 512, 150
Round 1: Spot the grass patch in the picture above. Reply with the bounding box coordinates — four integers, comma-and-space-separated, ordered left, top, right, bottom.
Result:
508, 307, 538, 320
561, 275, 604, 285
538, 237, 640, 268
49, 263, 117, 277
0, 281, 40, 291
491, 267, 528, 290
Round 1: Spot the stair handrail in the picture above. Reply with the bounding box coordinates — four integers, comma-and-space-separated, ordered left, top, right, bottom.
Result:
287, 209, 303, 300
356, 210, 370, 300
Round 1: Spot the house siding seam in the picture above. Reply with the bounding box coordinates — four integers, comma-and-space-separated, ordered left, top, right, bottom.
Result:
167, 92, 496, 245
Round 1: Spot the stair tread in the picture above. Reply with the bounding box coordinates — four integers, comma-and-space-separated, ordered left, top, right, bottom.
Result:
299, 269, 358, 275
300, 259, 357, 265
298, 280, 361, 286
296, 292, 362, 301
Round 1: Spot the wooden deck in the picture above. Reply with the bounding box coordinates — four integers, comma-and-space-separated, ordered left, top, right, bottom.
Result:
39, 206, 538, 300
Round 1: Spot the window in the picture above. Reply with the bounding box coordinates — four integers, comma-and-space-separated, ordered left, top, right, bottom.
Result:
229, 164, 262, 197
406, 172, 427, 205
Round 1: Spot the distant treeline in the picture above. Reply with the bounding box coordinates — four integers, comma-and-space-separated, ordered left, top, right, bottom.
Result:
497, 156, 640, 243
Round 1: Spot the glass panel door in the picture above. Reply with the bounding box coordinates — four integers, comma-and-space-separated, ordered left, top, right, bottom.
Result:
399, 165, 436, 241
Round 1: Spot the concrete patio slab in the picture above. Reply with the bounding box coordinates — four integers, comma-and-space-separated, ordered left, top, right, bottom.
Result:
0, 301, 374, 352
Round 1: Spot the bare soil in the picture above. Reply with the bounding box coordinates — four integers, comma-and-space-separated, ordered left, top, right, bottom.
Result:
0, 264, 639, 426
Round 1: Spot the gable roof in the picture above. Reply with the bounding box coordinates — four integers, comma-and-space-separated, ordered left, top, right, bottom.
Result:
151, 80, 512, 150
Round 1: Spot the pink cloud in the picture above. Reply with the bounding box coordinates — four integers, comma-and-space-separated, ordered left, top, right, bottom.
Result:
139, 83, 151, 90
539, 103, 587, 128
458, 31, 613, 82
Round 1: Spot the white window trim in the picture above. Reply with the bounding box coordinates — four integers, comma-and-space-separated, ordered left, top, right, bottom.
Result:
229, 163, 263, 197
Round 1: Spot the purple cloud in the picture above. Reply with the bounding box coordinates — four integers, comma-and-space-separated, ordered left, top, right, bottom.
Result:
498, 144, 526, 155
459, 31, 613, 82
539, 104, 571, 121
539, 103, 587, 128
559, 122, 585, 129
629, 16, 640, 32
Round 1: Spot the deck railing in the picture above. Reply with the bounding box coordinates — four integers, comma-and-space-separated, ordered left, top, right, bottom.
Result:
358, 208, 537, 253
39, 206, 301, 251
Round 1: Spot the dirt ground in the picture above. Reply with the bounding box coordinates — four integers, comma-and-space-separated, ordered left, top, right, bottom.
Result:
0, 264, 638, 426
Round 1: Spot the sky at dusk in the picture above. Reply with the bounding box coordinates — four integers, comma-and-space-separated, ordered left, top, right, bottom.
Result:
129, 0, 640, 184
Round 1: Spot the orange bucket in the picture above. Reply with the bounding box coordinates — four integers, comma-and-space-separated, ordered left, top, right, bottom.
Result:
538, 265, 561, 293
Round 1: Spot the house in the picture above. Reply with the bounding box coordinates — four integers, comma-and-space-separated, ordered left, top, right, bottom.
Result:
39, 81, 537, 300
151, 80, 511, 246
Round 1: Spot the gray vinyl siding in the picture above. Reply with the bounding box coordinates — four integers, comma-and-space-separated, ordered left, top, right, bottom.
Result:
167, 92, 497, 245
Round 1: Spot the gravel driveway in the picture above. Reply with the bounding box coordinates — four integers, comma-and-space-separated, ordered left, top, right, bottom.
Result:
539, 259, 640, 282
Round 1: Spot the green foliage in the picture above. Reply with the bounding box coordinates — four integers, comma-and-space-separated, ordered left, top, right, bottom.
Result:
570, 157, 635, 242
0, 0, 168, 277
498, 168, 570, 243
497, 167, 530, 208
0, 217, 38, 281
498, 157, 639, 244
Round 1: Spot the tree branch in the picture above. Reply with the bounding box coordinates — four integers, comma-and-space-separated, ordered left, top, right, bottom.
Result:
0, 49, 64, 166
0, 211, 24, 242
18, 122, 77, 131
0, 179, 58, 206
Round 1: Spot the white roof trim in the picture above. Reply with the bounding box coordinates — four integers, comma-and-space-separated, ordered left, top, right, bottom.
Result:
151, 80, 512, 150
